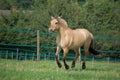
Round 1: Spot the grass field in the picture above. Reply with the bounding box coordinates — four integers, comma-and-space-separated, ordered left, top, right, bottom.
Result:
0, 59, 120, 80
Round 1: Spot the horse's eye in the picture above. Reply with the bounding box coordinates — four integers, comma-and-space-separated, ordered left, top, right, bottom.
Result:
55, 22, 58, 24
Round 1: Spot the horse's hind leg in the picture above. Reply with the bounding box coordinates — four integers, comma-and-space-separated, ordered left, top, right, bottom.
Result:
63, 48, 69, 70
82, 49, 89, 69
82, 41, 91, 69
55, 46, 62, 68
71, 48, 81, 68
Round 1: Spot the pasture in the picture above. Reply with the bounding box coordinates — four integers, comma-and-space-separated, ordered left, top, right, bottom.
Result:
0, 59, 120, 80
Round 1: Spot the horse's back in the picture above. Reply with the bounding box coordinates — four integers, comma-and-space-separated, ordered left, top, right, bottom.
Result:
73, 28, 93, 40
68, 28, 93, 49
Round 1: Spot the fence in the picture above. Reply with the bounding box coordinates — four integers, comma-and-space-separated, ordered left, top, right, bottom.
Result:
0, 28, 120, 62
0, 45, 120, 62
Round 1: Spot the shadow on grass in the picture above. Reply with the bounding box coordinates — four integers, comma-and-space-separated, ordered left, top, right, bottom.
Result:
67, 67, 110, 72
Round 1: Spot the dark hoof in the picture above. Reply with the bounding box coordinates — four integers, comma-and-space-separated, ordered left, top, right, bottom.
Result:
58, 63, 62, 68
82, 65, 86, 69
82, 62, 86, 69
71, 64, 75, 68
65, 65, 69, 70
57, 62, 62, 68
71, 61, 75, 68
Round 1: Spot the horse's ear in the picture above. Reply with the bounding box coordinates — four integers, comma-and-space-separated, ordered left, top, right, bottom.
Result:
51, 16, 55, 20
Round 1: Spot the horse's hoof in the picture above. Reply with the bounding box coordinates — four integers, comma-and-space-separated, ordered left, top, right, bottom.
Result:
57, 62, 62, 68
82, 62, 86, 69
58, 64, 62, 68
82, 65, 86, 69
65, 65, 69, 70
71, 61, 75, 68
71, 64, 75, 68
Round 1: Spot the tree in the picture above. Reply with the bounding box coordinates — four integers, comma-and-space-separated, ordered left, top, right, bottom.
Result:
0, 0, 34, 10
78, 0, 120, 50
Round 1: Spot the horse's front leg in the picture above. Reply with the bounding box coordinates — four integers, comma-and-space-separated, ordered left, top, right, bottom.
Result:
55, 46, 62, 68
63, 48, 69, 70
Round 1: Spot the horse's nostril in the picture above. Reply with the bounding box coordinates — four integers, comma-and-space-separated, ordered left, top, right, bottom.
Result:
50, 29, 52, 32
49, 29, 53, 32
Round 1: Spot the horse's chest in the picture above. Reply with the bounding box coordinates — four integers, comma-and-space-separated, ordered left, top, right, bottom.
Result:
57, 37, 73, 48
57, 39, 65, 47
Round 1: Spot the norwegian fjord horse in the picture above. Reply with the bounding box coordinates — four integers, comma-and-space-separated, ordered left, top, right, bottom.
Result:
48, 16, 101, 70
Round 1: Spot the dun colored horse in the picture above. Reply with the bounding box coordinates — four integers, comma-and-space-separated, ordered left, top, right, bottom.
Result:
48, 16, 101, 70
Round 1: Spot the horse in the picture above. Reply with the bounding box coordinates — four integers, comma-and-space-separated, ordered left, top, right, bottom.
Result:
48, 16, 101, 70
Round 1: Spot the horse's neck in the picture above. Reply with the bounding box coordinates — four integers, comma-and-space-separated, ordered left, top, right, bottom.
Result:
57, 26, 71, 38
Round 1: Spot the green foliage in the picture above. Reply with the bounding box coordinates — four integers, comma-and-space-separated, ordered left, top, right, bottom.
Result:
80, 0, 120, 33
0, 0, 120, 52
79, 0, 120, 50
0, 0, 34, 9
0, 11, 36, 44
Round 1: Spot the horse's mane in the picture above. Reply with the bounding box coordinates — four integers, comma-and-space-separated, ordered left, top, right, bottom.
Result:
55, 16, 68, 27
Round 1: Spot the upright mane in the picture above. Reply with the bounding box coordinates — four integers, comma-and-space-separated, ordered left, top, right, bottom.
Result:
56, 17, 68, 27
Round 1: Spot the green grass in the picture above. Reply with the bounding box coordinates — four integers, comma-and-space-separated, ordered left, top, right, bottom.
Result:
0, 59, 120, 80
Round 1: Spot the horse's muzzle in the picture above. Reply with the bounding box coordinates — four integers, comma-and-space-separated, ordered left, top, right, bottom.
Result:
48, 29, 54, 33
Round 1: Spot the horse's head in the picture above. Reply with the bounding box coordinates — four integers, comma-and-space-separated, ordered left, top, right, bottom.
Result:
49, 16, 60, 32
49, 16, 68, 32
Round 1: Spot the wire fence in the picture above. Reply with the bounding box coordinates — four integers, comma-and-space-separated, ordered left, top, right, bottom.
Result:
0, 27, 120, 62
0, 46, 120, 62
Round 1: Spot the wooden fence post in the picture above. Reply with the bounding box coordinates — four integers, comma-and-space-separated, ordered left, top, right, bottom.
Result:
0, 50, 2, 59
32, 53, 34, 60
6, 50, 8, 60
16, 48, 19, 60
12, 52, 13, 60
37, 30, 40, 61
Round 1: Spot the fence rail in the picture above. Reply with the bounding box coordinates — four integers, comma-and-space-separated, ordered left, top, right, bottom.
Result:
0, 45, 120, 62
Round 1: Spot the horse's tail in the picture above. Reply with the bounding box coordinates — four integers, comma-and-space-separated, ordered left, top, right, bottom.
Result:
89, 39, 101, 55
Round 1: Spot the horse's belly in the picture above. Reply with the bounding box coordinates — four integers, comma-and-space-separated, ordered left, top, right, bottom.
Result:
69, 42, 83, 49
57, 37, 84, 49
